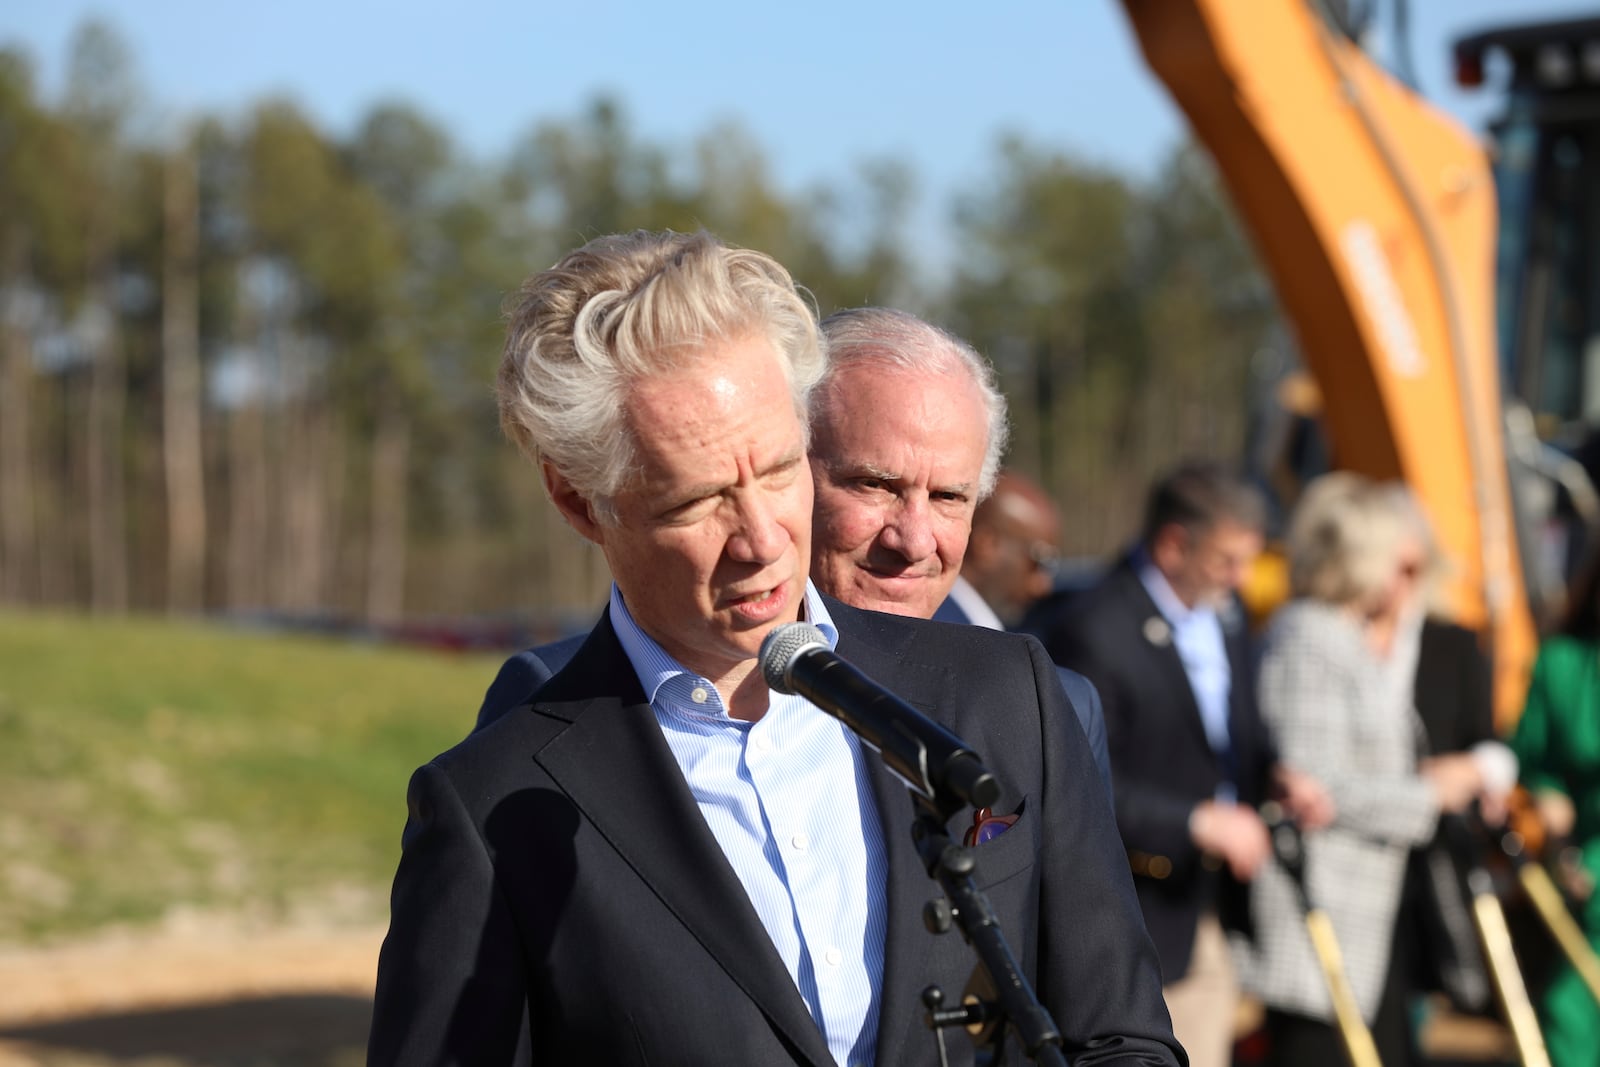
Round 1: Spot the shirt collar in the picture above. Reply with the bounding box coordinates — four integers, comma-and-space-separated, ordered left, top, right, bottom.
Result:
946, 575, 1005, 631
1134, 545, 1211, 628
609, 579, 839, 712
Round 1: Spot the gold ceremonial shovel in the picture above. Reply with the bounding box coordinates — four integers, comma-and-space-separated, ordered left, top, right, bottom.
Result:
1502, 829, 1600, 1010
1264, 806, 1383, 1067
1440, 815, 1552, 1067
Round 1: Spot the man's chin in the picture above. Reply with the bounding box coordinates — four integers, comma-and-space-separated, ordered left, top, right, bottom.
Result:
853, 580, 938, 620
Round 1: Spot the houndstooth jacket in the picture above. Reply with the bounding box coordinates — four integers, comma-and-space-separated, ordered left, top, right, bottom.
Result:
1232, 599, 1440, 1023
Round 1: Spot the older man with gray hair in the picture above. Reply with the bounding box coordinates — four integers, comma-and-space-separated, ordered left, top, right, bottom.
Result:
808, 307, 1111, 794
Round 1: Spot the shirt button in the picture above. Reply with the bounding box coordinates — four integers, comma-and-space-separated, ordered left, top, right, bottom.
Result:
690, 686, 709, 704
791, 833, 809, 852
754, 734, 773, 752
824, 947, 842, 967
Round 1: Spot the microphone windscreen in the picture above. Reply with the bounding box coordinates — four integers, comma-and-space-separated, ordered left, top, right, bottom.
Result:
758, 622, 828, 694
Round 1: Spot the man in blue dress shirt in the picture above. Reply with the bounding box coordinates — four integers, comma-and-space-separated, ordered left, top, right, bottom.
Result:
1044, 463, 1330, 1067
370, 231, 1179, 1066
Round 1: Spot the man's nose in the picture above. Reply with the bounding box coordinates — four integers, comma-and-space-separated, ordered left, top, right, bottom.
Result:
727, 490, 788, 563
878, 497, 937, 562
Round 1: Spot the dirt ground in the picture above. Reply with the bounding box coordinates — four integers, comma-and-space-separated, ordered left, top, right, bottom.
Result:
0, 919, 1520, 1066
0, 917, 384, 1067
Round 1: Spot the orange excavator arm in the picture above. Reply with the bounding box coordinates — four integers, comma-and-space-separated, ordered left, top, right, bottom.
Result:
1121, 0, 1536, 724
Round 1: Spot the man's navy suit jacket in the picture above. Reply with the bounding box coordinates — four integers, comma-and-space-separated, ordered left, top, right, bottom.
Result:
1044, 555, 1276, 984
377, 598, 1180, 1066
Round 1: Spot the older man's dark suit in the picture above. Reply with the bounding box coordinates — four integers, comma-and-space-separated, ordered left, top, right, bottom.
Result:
932, 595, 1114, 800
1043, 557, 1276, 984
370, 598, 1181, 1066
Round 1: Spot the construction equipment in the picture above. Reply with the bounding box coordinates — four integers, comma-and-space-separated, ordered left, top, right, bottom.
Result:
1118, 1, 1600, 725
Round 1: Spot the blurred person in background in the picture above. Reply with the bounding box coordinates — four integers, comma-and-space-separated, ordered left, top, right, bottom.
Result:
1243, 472, 1491, 1067
1509, 555, 1600, 1067
925, 464, 1110, 797
1387, 489, 1514, 1027
1045, 461, 1331, 1067
936, 468, 1062, 631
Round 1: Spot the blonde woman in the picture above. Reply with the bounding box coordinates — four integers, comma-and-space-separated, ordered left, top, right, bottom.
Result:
1242, 473, 1488, 1066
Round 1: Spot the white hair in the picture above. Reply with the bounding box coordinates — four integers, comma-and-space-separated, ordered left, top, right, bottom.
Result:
497, 230, 825, 522
816, 307, 1010, 498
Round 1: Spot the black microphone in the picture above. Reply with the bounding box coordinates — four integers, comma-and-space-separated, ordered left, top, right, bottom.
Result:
759, 622, 999, 811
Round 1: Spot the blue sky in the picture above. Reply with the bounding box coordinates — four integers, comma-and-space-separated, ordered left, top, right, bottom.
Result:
3, 1, 1592, 272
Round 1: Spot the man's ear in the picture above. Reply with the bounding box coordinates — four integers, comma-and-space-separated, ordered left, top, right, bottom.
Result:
1149, 522, 1187, 570
542, 460, 604, 545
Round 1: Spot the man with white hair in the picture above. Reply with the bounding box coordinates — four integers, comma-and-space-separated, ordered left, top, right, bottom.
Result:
370, 231, 1179, 1066
809, 308, 1110, 795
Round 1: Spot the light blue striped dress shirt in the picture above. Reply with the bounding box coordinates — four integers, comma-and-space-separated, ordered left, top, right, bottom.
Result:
609, 581, 888, 1067
1136, 552, 1237, 803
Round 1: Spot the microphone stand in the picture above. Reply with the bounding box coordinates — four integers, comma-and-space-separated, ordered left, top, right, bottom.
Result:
905, 772, 1067, 1066
912, 792, 1068, 1066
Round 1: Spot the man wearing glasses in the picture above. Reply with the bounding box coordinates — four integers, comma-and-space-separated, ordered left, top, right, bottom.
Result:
939, 469, 1062, 633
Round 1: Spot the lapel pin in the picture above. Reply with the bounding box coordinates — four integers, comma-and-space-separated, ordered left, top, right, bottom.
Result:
1143, 616, 1171, 647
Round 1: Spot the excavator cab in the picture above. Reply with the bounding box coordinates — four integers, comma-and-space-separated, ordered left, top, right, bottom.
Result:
1458, 17, 1600, 626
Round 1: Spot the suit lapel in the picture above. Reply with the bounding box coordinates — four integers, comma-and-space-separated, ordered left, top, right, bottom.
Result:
533, 619, 835, 1067
830, 605, 945, 1067
1112, 562, 1212, 752
866, 753, 930, 1067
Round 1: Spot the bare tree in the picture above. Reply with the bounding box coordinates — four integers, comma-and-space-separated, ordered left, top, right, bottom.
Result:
68, 21, 135, 614
365, 395, 410, 625
162, 134, 206, 613
0, 234, 38, 604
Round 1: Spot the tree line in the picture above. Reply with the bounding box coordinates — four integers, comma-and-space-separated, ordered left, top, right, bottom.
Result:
0, 21, 1283, 629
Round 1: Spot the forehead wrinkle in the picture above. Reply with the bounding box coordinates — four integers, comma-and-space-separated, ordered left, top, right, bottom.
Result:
644, 432, 806, 509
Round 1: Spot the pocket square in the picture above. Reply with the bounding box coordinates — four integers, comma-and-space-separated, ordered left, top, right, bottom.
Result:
964, 806, 1019, 846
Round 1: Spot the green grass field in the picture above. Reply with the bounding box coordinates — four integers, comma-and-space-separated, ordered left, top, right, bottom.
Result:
0, 612, 502, 943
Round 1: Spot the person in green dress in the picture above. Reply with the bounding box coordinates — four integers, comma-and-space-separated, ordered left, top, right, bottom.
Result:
1511, 559, 1600, 1067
